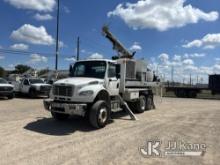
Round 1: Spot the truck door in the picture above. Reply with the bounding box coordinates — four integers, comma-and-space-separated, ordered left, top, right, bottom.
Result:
107, 63, 119, 96
22, 79, 30, 93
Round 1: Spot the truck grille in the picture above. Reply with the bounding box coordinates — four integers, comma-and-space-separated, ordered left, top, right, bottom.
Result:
40, 86, 51, 92
0, 87, 13, 92
53, 85, 73, 97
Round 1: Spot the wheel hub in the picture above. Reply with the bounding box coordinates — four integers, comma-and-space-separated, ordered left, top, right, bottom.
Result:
140, 97, 146, 110
98, 107, 108, 124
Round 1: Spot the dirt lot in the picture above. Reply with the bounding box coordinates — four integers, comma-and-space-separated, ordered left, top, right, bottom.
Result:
0, 97, 219, 165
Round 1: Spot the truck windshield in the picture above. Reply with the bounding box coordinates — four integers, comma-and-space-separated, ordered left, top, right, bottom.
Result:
29, 79, 44, 84
0, 78, 8, 84
71, 61, 106, 79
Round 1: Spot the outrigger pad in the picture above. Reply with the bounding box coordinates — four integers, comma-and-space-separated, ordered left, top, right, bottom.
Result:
123, 102, 139, 121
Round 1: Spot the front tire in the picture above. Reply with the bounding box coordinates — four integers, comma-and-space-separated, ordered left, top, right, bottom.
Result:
8, 93, 14, 99
29, 88, 36, 98
51, 112, 69, 121
89, 100, 110, 129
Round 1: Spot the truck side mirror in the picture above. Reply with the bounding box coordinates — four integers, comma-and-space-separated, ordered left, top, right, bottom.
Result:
116, 64, 120, 79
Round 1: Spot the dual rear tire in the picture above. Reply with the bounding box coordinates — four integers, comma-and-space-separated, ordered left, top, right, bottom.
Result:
128, 95, 154, 113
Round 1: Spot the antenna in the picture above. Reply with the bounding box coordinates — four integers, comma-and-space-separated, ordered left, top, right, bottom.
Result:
76, 37, 80, 61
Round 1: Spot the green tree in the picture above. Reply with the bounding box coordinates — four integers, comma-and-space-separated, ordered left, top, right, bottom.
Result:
38, 68, 49, 77
14, 64, 32, 74
0, 66, 6, 77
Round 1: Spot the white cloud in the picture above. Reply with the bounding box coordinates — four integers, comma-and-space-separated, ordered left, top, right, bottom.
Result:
215, 58, 220, 62
81, 49, 86, 53
214, 64, 220, 71
34, 13, 53, 21
199, 66, 213, 75
173, 55, 181, 62
108, 0, 218, 31
63, 6, 70, 13
7, 64, 15, 69
183, 53, 206, 58
0, 56, 5, 60
88, 53, 104, 59
11, 24, 54, 45
65, 57, 76, 62
183, 33, 220, 49
10, 43, 29, 50
183, 59, 194, 65
29, 54, 48, 64
130, 42, 142, 51
158, 53, 169, 63
152, 53, 218, 83
184, 65, 198, 72
59, 41, 65, 48
4, 0, 56, 12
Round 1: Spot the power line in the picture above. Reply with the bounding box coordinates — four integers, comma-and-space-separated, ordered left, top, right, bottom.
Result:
0, 48, 73, 58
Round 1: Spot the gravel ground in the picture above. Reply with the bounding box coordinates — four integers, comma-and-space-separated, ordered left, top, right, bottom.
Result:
0, 97, 219, 165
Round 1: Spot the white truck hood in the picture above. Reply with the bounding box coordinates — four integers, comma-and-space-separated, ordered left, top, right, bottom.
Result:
31, 83, 50, 86
54, 77, 103, 86
0, 84, 14, 87
31, 84, 51, 87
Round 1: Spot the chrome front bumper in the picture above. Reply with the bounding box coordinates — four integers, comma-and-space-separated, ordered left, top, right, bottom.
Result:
43, 99, 87, 116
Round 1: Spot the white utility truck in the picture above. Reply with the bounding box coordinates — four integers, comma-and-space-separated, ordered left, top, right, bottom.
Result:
0, 78, 14, 99
13, 77, 51, 98
44, 26, 160, 128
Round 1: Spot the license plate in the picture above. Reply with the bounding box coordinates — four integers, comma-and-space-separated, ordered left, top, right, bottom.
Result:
51, 102, 64, 108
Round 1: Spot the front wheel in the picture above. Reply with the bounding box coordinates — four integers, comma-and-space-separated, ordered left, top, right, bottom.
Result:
51, 112, 69, 121
29, 89, 36, 98
89, 100, 110, 129
8, 93, 14, 99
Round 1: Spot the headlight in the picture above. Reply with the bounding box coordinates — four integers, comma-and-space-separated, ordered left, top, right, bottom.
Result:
79, 90, 94, 96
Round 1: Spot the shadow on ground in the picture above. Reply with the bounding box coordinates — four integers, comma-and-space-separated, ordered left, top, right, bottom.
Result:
15, 93, 47, 100
24, 116, 115, 136
0, 97, 9, 101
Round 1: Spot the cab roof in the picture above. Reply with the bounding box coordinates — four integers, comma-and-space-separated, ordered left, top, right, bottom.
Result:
76, 59, 116, 63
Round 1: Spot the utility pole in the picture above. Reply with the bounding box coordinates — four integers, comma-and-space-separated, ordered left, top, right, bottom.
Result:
171, 65, 174, 83
76, 37, 80, 61
189, 73, 192, 86
55, 0, 60, 70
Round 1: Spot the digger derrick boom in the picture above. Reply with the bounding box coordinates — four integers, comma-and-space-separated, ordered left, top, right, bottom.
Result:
102, 26, 134, 59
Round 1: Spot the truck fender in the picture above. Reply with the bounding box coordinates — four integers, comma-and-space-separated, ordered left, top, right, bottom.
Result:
93, 90, 111, 107
78, 84, 109, 103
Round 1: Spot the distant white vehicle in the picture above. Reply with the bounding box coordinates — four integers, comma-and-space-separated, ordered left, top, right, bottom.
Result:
0, 78, 14, 99
13, 78, 51, 98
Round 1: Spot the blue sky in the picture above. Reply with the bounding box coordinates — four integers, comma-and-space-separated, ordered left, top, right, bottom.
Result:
0, 0, 220, 83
